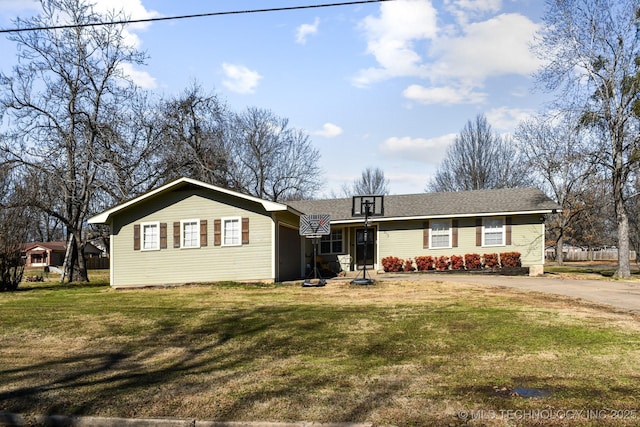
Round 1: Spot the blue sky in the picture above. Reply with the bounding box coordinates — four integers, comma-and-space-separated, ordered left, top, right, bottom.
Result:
0, 0, 550, 197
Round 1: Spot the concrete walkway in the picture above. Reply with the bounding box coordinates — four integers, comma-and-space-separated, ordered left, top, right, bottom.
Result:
376, 272, 640, 312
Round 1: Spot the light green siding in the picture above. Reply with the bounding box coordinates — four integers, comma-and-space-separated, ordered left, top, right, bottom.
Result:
377, 214, 545, 267
110, 188, 275, 288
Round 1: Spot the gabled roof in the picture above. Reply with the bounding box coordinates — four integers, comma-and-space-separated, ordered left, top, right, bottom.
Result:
88, 177, 298, 224
22, 241, 67, 252
22, 241, 103, 253
288, 188, 560, 223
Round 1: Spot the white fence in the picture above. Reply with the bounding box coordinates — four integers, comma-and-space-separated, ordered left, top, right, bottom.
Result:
546, 248, 637, 262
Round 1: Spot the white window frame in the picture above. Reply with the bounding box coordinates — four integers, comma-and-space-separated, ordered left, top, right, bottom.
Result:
141, 221, 160, 251
483, 217, 505, 247
430, 219, 451, 249
320, 229, 343, 254
222, 216, 242, 247
181, 219, 200, 249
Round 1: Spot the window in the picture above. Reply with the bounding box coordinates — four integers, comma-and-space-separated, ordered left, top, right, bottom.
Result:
222, 217, 241, 246
181, 219, 200, 248
142, 222, 160, 250
320, 229, 343, 254
483, 217, 505, 246
430, 220, 451, 248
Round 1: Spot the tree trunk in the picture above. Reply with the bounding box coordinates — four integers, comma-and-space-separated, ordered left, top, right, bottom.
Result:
556, 234, 564, 265
615, 207, 631, 278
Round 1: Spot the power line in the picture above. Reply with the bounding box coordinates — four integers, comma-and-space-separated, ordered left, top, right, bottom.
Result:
0, 0, 395, 34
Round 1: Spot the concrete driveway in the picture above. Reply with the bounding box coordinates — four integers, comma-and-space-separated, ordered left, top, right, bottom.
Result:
376, 273, 640, 312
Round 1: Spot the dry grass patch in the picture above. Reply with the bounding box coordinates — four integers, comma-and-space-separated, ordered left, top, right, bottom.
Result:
1, 280, 639, 426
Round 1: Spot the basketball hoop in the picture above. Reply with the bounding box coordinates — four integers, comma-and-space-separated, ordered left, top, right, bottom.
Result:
300, 214, 331, 287
351, 195, 384, 285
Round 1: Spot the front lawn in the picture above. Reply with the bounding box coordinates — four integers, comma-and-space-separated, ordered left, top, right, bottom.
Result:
1, 280, 639, 426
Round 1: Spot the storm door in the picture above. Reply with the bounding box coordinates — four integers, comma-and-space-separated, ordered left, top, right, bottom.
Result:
355, 227, 375, 269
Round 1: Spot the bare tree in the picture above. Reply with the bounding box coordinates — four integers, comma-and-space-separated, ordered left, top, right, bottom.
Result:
515, 113, 594, 264
156, 83, 231, 187
342, 167, 390, 196
535, 0, 640, 277
0, 0, 147, 282
228, 107, 321, 201
427, 114, 528, 192
0, 166, 30, 291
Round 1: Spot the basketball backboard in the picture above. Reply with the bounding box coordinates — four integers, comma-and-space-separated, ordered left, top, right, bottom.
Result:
351, 195, 384, 217
299, 214, 331, 236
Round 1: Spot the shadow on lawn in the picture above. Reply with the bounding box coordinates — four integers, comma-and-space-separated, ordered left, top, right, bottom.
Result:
0, 305, 406, 422
16, 281, 109, 292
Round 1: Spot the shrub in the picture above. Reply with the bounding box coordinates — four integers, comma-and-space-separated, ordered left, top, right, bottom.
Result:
483, 253, 500, 269
403, 258, 415, 272
415, 255, 434, 271
435, 255, 450, 271
381, 256, 404, 272
450, 255, 465, 270
500, 252, 522, 268
464, 253, 482, 270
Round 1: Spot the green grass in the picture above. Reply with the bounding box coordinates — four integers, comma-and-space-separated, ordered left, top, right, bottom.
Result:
1, 280, 639, 426
544, 263, 640, 278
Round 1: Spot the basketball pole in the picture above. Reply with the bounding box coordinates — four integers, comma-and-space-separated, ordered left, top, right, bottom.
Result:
351, 200, 375, 286
305, 235, 326, 286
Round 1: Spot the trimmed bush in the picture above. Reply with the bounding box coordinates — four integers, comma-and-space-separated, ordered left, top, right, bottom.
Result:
403, 258, 415, 272
382, 256, 404, 272
415, 255, 434, 271
500, 252, 522, 268
435, 255, 450, 271
483, 253, 500, 269
450, 255, 465, 270
464, 253, 482, 270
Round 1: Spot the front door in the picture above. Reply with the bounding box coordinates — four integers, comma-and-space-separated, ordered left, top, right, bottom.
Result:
355, 227, 375, 269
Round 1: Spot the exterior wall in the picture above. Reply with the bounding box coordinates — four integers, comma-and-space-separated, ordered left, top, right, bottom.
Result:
110, 188, 275, 288
377, 214, 545, 267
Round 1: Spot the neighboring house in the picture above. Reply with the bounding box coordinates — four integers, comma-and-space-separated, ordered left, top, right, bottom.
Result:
22, 241, 102, 268
89, 177, 560, 288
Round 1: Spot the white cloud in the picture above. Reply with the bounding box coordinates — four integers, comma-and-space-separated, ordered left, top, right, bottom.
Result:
353, 0, 438, 86
222, 63, 262, 94
444, 0, 502, 25
485, 106, 535, 131
119, 63, 157, 89
380, 134, 457, 164
429, 13, 542, 82
91, 0, 160, 49
355, 1, 542, 105
296, 17, 320, 45
311, 123, 343, 138
403, 83, 486, 105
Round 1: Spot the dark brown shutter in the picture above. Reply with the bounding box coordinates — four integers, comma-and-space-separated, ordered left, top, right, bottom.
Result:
200, 220, 208, 247
160, 223, 167, 249
173, 222, 180, 248
242, 217, 250, 244
423, 221, 429, 249
134, 224, 140, 250
214, 219, 221, 246
505, 216, 512, 245
452, 220, 458, 247
476, 218, 483, 246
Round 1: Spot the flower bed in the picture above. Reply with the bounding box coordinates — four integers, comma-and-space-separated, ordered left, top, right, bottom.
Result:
381, 252, 527, 275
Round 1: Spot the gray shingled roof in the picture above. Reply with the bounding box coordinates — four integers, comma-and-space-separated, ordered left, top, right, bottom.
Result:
288, 188, 560, 222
